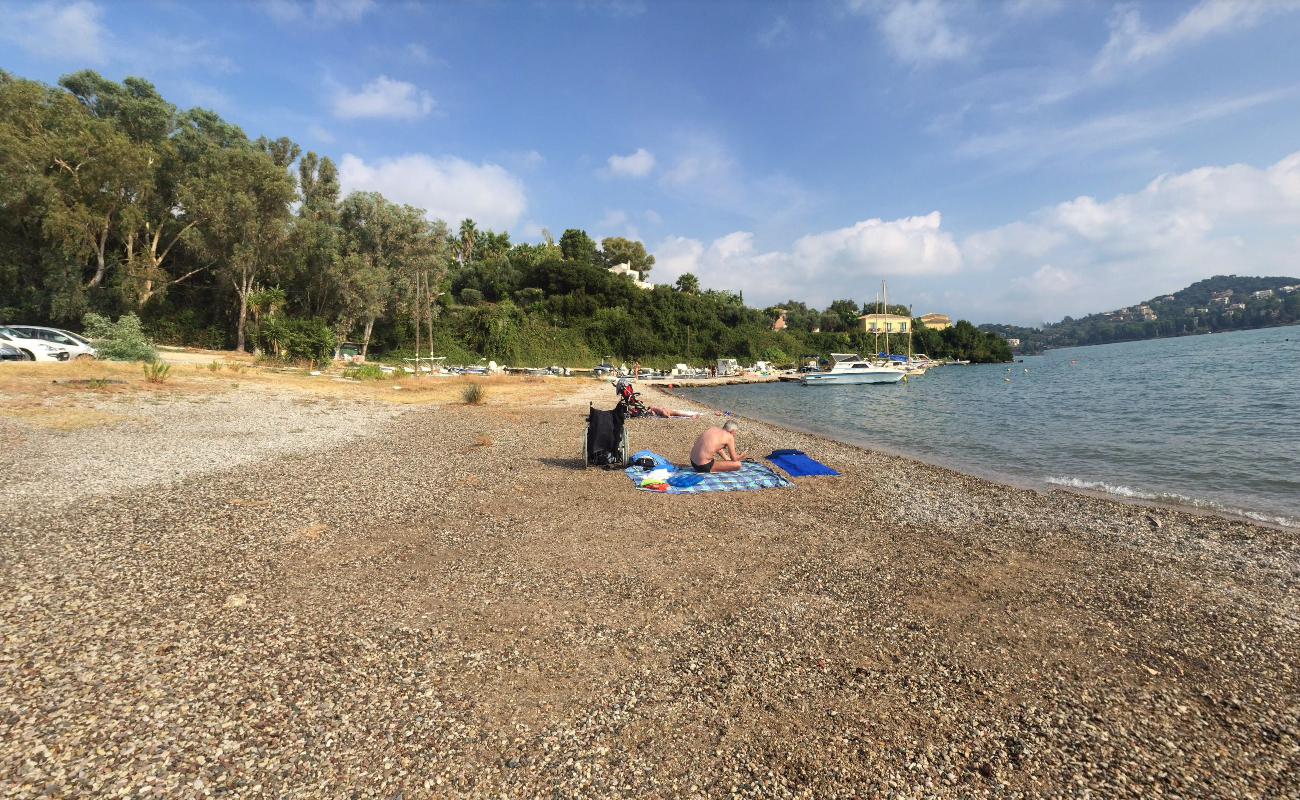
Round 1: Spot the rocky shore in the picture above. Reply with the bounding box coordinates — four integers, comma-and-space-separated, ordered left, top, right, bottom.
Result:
1, 374, 1296, 798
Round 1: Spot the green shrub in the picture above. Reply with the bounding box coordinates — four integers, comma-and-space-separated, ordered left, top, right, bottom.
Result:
256, 317, 336, 364
461, 383, 485, 405
343, 363, 388, 381
142, 360, 171, 383
82, 312, 158, 362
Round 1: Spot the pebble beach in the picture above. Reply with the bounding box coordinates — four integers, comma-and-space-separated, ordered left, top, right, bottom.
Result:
1, 370, 1296, 798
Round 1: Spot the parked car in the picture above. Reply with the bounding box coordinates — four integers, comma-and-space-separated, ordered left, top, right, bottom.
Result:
4, 325, 97, 359
0, 326, 72, 361
0, 341, 26, 361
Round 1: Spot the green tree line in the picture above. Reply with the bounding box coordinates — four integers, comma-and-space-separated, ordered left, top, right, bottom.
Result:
1, 69, 1011, 366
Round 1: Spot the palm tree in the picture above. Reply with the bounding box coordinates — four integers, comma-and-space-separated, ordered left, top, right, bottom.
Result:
457, 218, 478, 265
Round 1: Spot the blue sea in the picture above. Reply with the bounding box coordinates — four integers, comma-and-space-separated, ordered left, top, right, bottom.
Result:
680, 326, 1300, 528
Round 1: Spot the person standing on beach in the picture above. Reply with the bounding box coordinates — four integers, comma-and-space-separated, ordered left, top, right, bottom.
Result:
689, 420, 747, 473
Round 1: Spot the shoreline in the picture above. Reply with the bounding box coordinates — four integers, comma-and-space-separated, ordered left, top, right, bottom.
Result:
4, 373, 1297, 797
661, 383, 1299, 534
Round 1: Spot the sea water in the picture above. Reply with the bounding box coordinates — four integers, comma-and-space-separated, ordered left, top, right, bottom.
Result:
680, 326, 1300, 528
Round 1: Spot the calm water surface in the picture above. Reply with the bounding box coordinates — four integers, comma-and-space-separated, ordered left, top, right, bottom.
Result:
681, 327, 1300, 528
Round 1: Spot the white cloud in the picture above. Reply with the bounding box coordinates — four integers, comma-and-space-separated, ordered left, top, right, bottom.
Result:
651, 151, 1300, 322
1001, 0, 1062, 19
658, 132, 811, 221
0, 0, 108, 63
757, 15, 791, 47
793, 212, 963, 276
850, 0, 971, 66
963, 150, 1300, 321
338, 153, 527, 230
653, 211, 961, 307
957, 89, 1293, 169
605, 148, 656, 178
307, 124, 336, 143
332, 76, 434, 120
1094, 0, 1300, 76
264, 0, 375, 23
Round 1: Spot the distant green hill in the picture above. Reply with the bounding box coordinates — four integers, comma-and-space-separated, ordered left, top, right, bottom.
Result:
981, 275, 1300, 354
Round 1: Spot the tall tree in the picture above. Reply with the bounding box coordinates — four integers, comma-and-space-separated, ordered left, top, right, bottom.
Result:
291, 151, 342, 318
456, 218, 477, 265
559, 228, 598, 266
600, 236, 654, 279
675, 272, 700, 294
189, 145, 296, 351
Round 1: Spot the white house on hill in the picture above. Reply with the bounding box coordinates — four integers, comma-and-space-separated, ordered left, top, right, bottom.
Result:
608, 262, 653, 290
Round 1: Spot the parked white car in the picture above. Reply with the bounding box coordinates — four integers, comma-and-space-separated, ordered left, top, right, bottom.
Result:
0, 326, 72, 361
5, 325, 97, 359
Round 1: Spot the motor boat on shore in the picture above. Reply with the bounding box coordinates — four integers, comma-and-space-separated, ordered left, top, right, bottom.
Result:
801, 353, 906, 386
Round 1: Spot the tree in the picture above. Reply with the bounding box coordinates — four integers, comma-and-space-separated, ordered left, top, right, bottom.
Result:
338, 193, 446, 357
675, 272, 700, 294
559, 228, 598, 266
456, 218, 477, 265
290, 152, 342, 318
188, 145, 296, 352
600, 236, 654, 279
57, 71, 214, 309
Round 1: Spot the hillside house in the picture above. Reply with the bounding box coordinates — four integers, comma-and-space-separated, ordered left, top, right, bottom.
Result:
1252, 289, 1275, 299
1230, 302, 1247, 310
772, 310, 787, 331
607, 262, 653, 290
859, 313, 911, 334
919, 312, 952, 331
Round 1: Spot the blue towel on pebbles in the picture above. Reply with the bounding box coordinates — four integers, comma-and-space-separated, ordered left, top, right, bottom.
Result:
766, 449, 839, 477
625, 460, 792, 494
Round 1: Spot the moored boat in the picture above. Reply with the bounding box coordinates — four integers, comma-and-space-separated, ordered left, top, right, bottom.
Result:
801, 353, 906, 385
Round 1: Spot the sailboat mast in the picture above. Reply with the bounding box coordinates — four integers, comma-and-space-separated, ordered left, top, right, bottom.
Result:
882, 280, 890, 357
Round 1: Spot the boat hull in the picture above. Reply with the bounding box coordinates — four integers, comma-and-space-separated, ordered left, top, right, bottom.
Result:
801, 370, 905, 385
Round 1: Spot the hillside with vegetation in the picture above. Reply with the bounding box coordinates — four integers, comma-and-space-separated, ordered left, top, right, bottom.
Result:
982, 275, 1300, 354
0, 69, 1010, 366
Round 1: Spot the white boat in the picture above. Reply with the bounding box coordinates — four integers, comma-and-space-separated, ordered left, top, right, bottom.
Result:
801, 353, 905, 385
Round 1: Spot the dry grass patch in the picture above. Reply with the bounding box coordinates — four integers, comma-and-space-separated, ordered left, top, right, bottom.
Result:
0, 404, 127, 431
472, 434, 494, 447
0, 359, 588, 410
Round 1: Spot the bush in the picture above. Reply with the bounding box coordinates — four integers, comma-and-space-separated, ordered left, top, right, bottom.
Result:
343, 363, 388, 380
142, 360, 171, 383
256, 317, 336, 364
82, 312, 158, 362
461, 382, 485, 405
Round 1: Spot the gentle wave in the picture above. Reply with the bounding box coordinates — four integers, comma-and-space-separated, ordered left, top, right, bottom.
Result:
1044, 476, 1299, 529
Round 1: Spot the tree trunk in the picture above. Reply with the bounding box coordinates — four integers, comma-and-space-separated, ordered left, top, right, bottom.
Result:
361, 318, 374, 359
235, 272, 251, 353
85, 220, 110, 288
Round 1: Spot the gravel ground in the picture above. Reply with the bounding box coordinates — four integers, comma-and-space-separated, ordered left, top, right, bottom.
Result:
1, 380, 1296, 798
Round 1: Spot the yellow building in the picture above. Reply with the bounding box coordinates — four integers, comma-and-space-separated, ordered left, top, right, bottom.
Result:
858, 313, 911, 334
919, 312, 952, 331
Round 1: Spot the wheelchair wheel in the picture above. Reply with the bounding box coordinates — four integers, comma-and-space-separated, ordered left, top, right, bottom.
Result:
581, 428, 589, 469
619, 428, 629, 465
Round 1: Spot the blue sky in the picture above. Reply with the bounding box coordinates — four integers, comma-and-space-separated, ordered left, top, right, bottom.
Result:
3, 0, 1299, 324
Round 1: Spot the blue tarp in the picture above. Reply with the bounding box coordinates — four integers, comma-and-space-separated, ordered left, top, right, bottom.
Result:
766, 449, 840, 477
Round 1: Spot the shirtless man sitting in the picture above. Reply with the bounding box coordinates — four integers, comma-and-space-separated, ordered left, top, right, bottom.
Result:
689, 420, 747, 473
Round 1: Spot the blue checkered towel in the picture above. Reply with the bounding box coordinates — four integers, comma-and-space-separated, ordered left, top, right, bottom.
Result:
625, 460, 793, 494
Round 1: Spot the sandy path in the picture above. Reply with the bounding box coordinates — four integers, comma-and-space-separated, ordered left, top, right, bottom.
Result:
1, 380, 1296, 798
